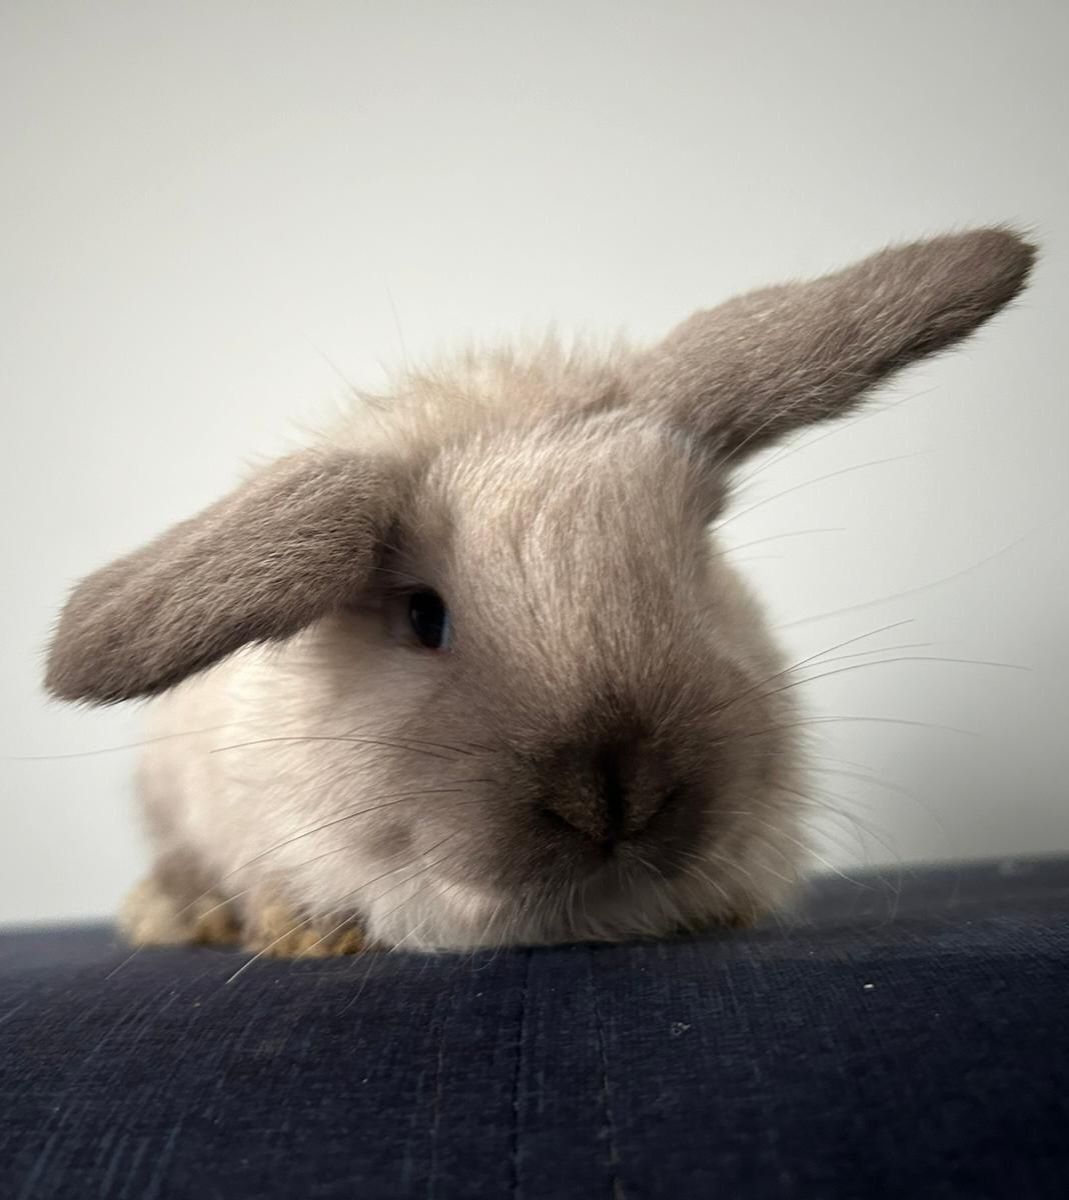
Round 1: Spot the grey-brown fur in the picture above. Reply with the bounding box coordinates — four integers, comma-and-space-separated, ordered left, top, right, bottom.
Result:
631, 227, 1035, 459
44, 228, 1034, 953
46, 452, 394, 703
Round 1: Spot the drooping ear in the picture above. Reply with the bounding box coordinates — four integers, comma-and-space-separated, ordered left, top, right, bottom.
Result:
630, 227, 1036, 461
46, 451, 394, 704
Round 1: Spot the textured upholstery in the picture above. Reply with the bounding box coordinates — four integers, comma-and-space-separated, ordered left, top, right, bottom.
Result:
2, 859, 1068, 1199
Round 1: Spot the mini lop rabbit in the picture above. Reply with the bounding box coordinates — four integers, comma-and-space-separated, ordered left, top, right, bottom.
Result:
46, 229, 1033, 955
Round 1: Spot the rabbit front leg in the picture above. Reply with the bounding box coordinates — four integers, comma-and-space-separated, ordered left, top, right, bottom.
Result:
119, 852, 241, 949
239, 889, 367, 958
121, 866, 367, 957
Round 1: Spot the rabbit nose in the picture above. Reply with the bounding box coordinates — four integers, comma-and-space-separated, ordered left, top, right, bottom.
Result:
543, 740, 675, 846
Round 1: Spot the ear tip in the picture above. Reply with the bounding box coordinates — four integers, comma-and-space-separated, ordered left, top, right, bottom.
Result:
43, 585, 138, 706
42, 657, 70, 701
43, 627, 105, 705
979, 222, 1038, 263
43, 609, 83, 702
44, 646, 145, 706
951, 224, 1039, 296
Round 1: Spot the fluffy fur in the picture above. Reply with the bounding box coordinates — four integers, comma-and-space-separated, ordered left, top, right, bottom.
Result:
46, 228, 1034, 953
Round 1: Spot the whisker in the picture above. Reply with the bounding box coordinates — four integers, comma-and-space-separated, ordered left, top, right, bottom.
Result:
711, 527, 845, 557
743, 652, 1030, 711
728, 384, 931, 495
213, 788, 489, 889
808, 762, 957, 855
223, 914, 324, 983
377, 730, 482, 757
774, 826, 875, 890
103, 948, 144, 982
722, 714, 979, 742
470, 893, 512, 967
225, 836, 459, 983
672, 858, 734, 907
794, 641, 937, 667
210, 735, 459, 762
716, 453, 921, 533
689, 843, 797, 890
789, 619, 918, 667
801, 652, 1028, 679
302, 840, 463, 956
6, 723, 248, 763
388, 878, 469, 951
709, 618, 917, 721
373, 857, 464, 937
358, 839, 462, 913
804, 714, 979, 736
807, 762, 919, 801
629, 849, 673, 892
780, 527, 1040, 629
803, 798, 904, 869
796, 803, 879, 865
385, 284, 410, 372
338, 868, 465, 1013
11, 720, 493, 766
192, 829, 444, 929
170, 785, 492, 927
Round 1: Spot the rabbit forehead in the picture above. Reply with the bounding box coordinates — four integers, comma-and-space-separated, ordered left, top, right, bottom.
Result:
406, 415, 725, 641
416, 413, 718, 562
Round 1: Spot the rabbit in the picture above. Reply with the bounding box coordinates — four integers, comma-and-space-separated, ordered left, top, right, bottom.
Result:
44, 228, 1034, 956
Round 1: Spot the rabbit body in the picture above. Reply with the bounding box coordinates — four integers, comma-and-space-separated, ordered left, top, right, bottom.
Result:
46, 229, 1035, 953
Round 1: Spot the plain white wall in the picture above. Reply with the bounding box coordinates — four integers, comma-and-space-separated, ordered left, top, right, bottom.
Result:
2, 1, 1066, 924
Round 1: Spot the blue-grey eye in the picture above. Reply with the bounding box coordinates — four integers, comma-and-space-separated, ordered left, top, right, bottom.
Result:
408, 590, 450, 650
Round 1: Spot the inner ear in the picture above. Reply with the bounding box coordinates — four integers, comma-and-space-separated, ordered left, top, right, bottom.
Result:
45, 450, 395, 704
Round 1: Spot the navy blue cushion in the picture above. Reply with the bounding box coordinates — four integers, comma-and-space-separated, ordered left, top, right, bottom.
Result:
2, 860, 1068, 1198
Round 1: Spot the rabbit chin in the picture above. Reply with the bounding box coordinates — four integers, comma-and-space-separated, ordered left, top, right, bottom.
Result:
359, 848, 788, 952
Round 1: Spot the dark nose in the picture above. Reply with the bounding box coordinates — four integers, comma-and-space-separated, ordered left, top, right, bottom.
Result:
543, 740, 675, 846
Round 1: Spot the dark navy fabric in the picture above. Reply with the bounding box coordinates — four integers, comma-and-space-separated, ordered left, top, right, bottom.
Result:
2, 861, 1068, 1199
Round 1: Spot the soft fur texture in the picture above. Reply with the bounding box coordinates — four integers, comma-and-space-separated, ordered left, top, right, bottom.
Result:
46, 228, 1034, 953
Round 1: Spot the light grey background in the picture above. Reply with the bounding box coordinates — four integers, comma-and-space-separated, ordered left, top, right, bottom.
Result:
3, 1, 1066, 923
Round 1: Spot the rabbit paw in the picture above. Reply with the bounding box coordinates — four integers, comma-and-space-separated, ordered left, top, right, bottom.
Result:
120, 874, 241, 948
241, 896, 366, 958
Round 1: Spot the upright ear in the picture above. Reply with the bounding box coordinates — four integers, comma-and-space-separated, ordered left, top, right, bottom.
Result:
46, 451, 394, 704
630, 227, 1036, 461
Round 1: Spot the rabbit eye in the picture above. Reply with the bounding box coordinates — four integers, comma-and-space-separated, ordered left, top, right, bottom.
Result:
408, 590, 451, 650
